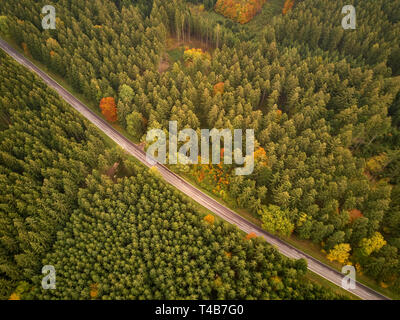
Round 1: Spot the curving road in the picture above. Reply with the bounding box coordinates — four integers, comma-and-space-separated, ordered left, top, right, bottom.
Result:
0, 38, 390, 300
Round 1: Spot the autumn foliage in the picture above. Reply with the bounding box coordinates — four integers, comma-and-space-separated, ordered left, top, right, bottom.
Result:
326, 243, 351, 265
215, 0, 267, 24
282, 0, 295, 15
254, 147, 268, 166
348, 209, 363, 223
186, 154, 231, 201
213, 82, 225, 95
365, 153, 388, 176
99, 97, 117, 122
9, 292, 20, 300
90, 283, 99, 298
189, 148, 268, 202
183, 48, 210, 63
204, 214, 215, 225
245, 232, 257, 240
21, 42, 30, 56
359, 232, 386, 256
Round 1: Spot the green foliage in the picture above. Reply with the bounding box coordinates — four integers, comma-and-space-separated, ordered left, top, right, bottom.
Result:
272, 0, 400, 75
126, 111, 145, 140
359, 232, 387, 257
0, 16, 9, 35
0, 52, 120, 298
260, 205, 294, 237
25, 168, 337, 300
2, 0, 400, 294
0, 42, 339, 301
119, 84, 135, 103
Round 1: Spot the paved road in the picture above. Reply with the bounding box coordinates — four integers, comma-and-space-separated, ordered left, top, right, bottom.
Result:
0, 38, 391, 300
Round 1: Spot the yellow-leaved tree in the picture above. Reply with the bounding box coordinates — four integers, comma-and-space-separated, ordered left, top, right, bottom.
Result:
326, 243, 351, 264
149, 166, 162, 179
260, 205, 294, 237
359, 232, 387, 256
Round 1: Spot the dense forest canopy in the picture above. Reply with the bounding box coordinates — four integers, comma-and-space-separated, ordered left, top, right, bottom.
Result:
0, 50, 123, 298
0, 51, 340, 300
0, 0, 400, 297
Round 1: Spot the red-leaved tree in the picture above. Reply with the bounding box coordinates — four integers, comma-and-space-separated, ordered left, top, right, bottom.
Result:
99, 97, 117, 122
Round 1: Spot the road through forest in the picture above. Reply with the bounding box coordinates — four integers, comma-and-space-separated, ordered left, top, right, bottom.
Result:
0, 38, 390, 300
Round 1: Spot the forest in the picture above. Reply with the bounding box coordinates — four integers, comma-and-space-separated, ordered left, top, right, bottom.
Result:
0, 51, 341, 300
0, 0, 399, 298
215, 0, 267, 24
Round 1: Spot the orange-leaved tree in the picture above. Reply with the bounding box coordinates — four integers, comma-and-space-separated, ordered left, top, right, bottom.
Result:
215, 0, 267, 24
245, 232, 257, 240
90, 283, 99, 299
282, 0, 295, 15
204, 214, 215, 225
213, 82, 225, 95
99, 97, 117, 122
348, 209, 363, 223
